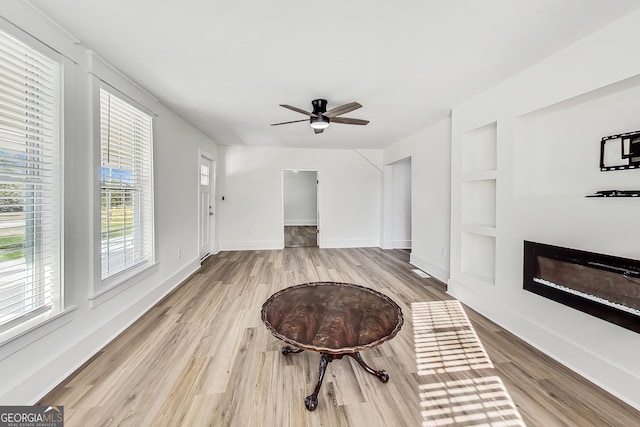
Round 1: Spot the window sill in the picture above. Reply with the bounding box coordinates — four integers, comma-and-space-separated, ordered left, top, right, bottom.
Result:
0, 305, 78, 361
89, 261, 159, 308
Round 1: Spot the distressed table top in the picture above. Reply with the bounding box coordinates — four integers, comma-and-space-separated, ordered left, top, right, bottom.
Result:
261, 281, 403, 354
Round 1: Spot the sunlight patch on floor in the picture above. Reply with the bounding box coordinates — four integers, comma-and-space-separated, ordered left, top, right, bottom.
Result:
412, 300, 526, 427
413, 300, 493, 375
419, 377, 524, 426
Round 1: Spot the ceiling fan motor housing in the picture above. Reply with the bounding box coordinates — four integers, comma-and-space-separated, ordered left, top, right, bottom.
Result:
311, 99, 328, 114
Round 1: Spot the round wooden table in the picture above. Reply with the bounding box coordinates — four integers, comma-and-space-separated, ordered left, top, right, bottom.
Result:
261, 281, 404, 411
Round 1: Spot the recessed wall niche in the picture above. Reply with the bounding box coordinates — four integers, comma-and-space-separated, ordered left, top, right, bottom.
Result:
514, 78, 640, 197
461, 232, 496, 285
462, 122, 497, 175
461, 180, 496, 227
460, 121, 497, 286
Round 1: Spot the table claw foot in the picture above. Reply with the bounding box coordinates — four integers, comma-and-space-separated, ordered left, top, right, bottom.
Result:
305, 393, 319, 411
349, 352, 390, 383
303, 353, 331, 411
282, 345, 303, 355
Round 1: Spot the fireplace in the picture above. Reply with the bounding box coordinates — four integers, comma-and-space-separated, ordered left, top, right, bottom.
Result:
523, 241, 640, 333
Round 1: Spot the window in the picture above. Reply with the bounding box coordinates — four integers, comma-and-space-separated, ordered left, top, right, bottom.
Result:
100, 88, 154, 280
0, 28, 62, 330
200, 164, 209, 186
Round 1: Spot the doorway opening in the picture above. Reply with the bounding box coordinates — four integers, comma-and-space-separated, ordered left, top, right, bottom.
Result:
383, 157, 412, 250
283, 170, 318, 248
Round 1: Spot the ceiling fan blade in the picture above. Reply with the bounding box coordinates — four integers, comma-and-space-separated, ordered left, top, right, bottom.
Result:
324, 102, 362, 118
330, 117, 369, 125
270, 119, 309, 126
314, 128, 324, 134
280, 104, 317, 117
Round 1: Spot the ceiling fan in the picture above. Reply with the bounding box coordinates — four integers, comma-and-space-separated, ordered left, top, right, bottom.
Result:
270, 99, 369, 134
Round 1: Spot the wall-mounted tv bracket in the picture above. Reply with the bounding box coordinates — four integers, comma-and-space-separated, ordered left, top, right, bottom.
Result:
600, 130, 640, 171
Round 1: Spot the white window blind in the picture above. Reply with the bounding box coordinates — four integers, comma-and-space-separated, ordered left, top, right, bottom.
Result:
100, 88, 154, 280
0, 28, 61, 330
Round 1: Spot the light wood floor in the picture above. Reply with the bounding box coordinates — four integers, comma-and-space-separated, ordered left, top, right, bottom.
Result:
39, 248, 640, 426
284, 226, 317, 248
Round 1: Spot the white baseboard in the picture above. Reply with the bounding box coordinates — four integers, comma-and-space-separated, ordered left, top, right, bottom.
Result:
393, 239, 412, 249
321, 239, 379, 249
409, 253, 449, 284
4, 259, 201, 405
219, 240, 283, 251
447, 278, 640, 411
284, 220, 317, 226
382, 240, 411, 249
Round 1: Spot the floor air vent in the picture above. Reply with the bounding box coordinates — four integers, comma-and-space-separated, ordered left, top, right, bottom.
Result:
412, 269, 431, 279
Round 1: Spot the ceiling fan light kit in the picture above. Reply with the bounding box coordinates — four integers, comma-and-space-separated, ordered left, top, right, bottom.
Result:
310, 115, 330, 129
271, 98, 369, 134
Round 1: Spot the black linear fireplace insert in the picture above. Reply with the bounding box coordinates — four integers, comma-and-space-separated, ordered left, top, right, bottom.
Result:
523, 241, 640, 333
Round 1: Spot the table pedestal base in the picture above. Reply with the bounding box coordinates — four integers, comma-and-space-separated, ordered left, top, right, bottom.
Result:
282, 346, 389, 411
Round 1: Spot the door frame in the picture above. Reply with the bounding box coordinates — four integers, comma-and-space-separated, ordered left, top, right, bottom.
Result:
282, 169, 320, 248
198, 150, 217, 260
383, 157, 412, 250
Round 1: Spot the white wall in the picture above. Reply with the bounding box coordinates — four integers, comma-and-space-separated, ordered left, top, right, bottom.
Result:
384, 119, 452, 283
219, 146, 382, 250
283, 170, 317, 226
0, 2, 218, 404
449, 9, 640, 409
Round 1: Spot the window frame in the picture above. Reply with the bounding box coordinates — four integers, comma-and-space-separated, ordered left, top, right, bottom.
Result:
88, 71, 157, 305
99, 87, 154, 277
0, 21, 67, 344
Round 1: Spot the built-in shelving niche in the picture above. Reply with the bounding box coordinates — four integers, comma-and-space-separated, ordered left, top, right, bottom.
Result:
461, 232, 496, 286
461, 179, 496, 228
462, 122, 497, 175
460, 121, 497, 286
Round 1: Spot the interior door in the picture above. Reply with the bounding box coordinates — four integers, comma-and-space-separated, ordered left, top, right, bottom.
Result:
199, 155, 214, 260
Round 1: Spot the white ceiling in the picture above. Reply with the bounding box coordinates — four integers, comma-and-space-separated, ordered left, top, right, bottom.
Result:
29, 0, 640, 150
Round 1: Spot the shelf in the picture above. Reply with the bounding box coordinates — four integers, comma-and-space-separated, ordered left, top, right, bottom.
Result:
586, 190, 640, 198
462, 170, 497, 181
458, 272, 496, 288
461, 224, 496, 237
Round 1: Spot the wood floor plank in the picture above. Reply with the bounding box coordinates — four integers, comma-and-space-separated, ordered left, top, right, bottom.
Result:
38, 248, 640, 426
285, 226, 318, 248
330, 359, 366, 407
